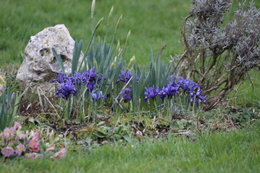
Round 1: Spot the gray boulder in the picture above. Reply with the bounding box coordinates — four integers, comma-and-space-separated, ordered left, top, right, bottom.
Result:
16, 24, 76, 94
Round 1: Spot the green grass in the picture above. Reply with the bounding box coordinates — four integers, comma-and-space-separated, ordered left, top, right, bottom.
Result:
1, 0, 259, 66
0, 0, 191, 66
1, 122, 260, 173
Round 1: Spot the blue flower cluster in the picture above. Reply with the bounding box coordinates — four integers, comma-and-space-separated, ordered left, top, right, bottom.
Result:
52, 68, 104, 100
55, 79, 77, 100
158, 84, 179, 99
144, 86, 159, 101
176, 77, 200, 93
52, 69, 206, 104
144, 76, 207, 103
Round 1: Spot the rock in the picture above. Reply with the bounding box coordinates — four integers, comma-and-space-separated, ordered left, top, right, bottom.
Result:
16, 24, 78, 94
0, 74, 6, 96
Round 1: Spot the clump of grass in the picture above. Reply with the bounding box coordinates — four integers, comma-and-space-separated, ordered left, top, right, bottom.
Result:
0, 89, 21, 130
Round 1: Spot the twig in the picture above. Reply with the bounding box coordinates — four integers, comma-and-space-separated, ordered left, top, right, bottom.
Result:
38, 87, 61, 119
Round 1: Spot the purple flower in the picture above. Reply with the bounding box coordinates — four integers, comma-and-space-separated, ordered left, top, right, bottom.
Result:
158, 87, 167, 98
122, 88, 132, 101
15, 144, 26, 156
68, 69, 100, 86
189, 88, 207, 103
144, 86, 159, 101
3, 127, 15, 138
118, 70, 133, 83
72, 71, 96, 91
51, 73, 68, 83
82, 68, 103, 91
73, 72, 85, 84
167, 84, 179, 97
91, 90, 103, 101
177, 77, 200, 93
56, 79, 77, 99
1, 147, 14, 157
86, 82, 95, 92
88, 68, 98, 81
158, 84, 179, 99
52, 68, 107, 100
82, 68, 98, 82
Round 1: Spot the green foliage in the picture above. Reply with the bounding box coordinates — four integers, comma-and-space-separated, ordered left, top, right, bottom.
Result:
146, 53, 172, 88
4, 74, 20, 93
0, 89, 21, 130
52, 48, 65, 73
77, 124, 132, 144
72, 41, 83, 74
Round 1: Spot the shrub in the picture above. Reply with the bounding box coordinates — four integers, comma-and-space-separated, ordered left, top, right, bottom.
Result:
51, 62, 207, 120
177, 0, 260, 110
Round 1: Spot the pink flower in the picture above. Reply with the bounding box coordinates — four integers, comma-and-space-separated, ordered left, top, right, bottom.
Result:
3, 127, 15, 138
53, 148, 67, 159
1, 146, 14, 157
28, 139, 40, 152
31, 145, 40, 152
28, 139, 39, 148
25, 152, 42, 159
33, 131, 40, 140
14, 122, 22, 130
15, 144, 26, 156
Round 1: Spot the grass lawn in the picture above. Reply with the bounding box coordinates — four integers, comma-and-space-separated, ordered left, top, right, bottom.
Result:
0, 0, 191, 66
1, 0, 259, 65
1, 122, 260, 173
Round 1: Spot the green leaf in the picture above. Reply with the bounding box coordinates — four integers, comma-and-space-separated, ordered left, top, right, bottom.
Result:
52, 48, 65, 73
72, 40, 83, 74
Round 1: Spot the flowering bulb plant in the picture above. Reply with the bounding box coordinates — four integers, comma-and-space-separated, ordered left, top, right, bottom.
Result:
51, 68, 108, 120
144, 86, 159, 101
144, 76, 206, 103
52, 65, 207, 119
52, 68, 104, 100
0, 122, 67, 159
